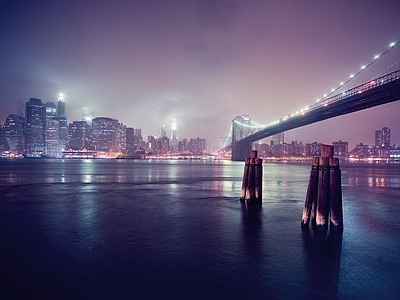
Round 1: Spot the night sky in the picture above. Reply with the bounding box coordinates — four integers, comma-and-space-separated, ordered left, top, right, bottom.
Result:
1, 0, 399, 149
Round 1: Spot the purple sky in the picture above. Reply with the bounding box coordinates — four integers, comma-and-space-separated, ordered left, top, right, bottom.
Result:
1, 0, 399, 149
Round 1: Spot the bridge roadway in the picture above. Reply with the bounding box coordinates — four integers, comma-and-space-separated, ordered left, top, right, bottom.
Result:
232, 70, 400, 161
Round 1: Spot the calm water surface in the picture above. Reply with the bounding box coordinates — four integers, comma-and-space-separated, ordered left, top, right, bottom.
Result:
0, 159, 399, 299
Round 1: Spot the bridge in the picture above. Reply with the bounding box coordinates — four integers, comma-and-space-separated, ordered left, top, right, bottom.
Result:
222, 41, 400, 161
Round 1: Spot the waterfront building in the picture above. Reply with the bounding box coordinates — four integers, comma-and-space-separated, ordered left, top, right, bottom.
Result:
126, 127, 135, 155
68, 121, 89, 149
2, 114, 25, 154
45, 119, 62, 157
178, 138, 188, 153
305, 142, 323, 157
116, 123, 127, 154
91, 117, 119, 152
160, 136, 169, 154
188, 137, 206, 154
271, 132, 284, 146
332, 140, 349, 158
25, 98, 46, 155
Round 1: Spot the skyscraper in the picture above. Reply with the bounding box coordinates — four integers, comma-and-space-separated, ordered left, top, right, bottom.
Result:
68, 121, 89, 149
45, 119, 61, 157
3, 114, 25, 154
56, 93, 65, 117
25, 98, 46, 155
161, 125, 167, 138
91, 117, 119, 152
271, 132, 284, 145
375, 127, 391, 148
82, 107, 95, 125
171, 119, 177, 140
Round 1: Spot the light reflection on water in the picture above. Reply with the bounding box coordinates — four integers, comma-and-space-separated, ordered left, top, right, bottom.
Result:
0, 160, 399, 299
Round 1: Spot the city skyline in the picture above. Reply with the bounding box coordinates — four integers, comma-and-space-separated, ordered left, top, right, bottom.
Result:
1, 1, 400, 149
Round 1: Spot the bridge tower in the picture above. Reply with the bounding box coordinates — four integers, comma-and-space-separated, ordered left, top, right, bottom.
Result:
231, 115, 253, 161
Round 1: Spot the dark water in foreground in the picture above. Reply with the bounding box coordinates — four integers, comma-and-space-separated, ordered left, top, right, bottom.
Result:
0, 159, 399, 299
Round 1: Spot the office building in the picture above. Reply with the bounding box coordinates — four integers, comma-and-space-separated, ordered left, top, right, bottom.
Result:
2, 114, 25, 154
25, 98, 46, 155
69, 121, 89, 149
91, 117, 119, 152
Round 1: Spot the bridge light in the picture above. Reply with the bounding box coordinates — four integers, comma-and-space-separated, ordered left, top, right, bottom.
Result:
389, 42, 395, 47
350, 74, 354, 78
361, 65, 366, 70
331, 88, 335, 92
374, 55, 379, 59
340, 82, 344, 85
316, 98, 320, 102
323, 94, 327, 97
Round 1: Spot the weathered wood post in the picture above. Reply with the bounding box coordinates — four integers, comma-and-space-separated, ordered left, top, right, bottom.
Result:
255, 157, 263, 200
301, 144, 343, 231
240, 158, 250, 201
240, 150, 262, 203
329, 158, 343, 230
315, 156, 330, 231
246, 157, 256, 200
301, 156, 319, 227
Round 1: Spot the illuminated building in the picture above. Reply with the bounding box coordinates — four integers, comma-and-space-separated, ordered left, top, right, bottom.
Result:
82, 107, 95, 125
271, 132, 284, 145
188, 137, 206, 154
171, 119, 178, 140
25, 98, 46, 155
91, 117, 119, 152
126, 127, 135, 155
161, 125, 167, 138
56, 93, 65, 117
45, 119, 61, 157
68, 121, 89, 149
332, 140, 348, 158
45, 102, 57, 119
2, 114, 25, 154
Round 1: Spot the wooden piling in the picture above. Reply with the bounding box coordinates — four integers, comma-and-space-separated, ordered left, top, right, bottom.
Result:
240, 150, 262, 203
301, 156, 319, 227
240, 158, 250, 201
255, 158, 263, 201
246, 158, 256, 200
315, 157, 330, 230
329, 158, 343, 231
302, 144, 344, 231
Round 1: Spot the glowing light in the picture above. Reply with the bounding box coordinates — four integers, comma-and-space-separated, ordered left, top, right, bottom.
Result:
389, 42, 395, 47
331, 88, 335, 92
374, 55, 379, 59
340, 82, 344, 85
361, 65, 366, 69
316, 98, 320, 102
350, 74, 354, 78
324, 94, 327, 97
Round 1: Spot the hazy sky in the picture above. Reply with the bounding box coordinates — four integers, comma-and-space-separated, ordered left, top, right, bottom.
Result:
1, 0, 399, 149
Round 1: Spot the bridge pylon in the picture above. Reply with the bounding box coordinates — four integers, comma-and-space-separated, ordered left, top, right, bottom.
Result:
231, 115, 254, 161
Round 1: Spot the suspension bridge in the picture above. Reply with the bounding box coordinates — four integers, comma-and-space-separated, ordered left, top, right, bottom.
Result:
220, 41, 400, 161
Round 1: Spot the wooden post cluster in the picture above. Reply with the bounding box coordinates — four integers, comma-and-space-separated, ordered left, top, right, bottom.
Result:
301, 145, 343, 231
240, 150, 262, 203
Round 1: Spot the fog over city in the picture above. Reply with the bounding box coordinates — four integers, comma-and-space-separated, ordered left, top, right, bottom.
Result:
1, 0, 400, 149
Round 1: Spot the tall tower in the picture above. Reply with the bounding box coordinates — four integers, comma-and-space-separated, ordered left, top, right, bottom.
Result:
161, 125, 167, 138
382, 127, 391, 148
56, 93, 65, 117
171, 119, 177, 140
82, 107, 95, 125
25, 98, 46, 155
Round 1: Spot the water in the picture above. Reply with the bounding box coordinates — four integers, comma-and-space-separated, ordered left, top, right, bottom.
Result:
0, 159, 399, 299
